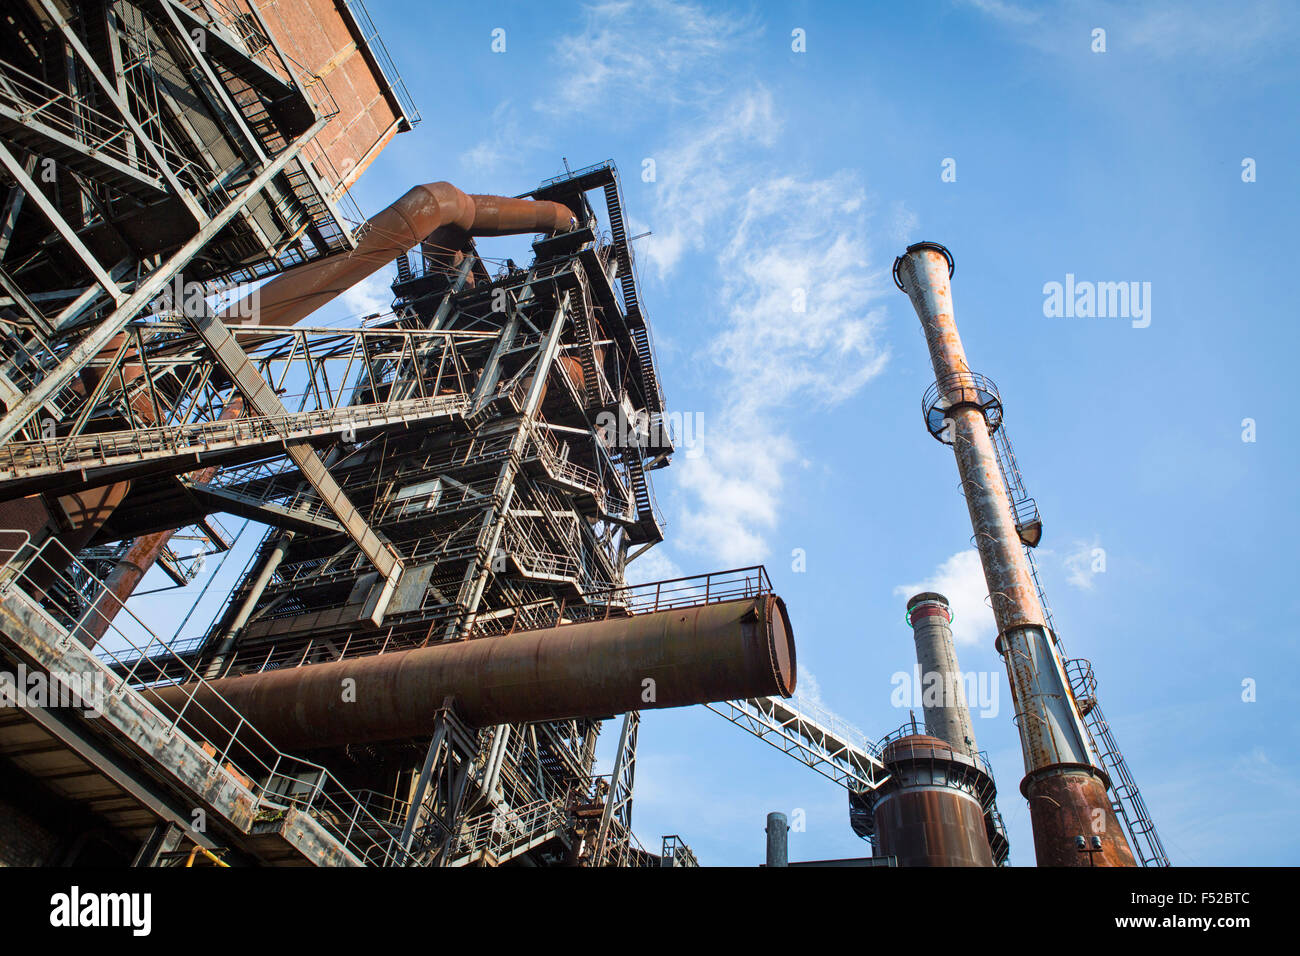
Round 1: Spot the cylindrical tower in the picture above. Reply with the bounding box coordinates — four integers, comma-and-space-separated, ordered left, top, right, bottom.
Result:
893, 242, 1136, 867
868, 730, 995, 867
906, 592, 978, 756
765, 812, 789, 867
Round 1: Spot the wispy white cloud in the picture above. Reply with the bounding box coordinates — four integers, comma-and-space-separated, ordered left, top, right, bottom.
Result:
1232, 747, 1300, 800
958, 0, 1041, 26
1120, 1, 1297, 61
794, 664, 824, 709
1062, 537, 1103, 591
460, 100, 547, 176
895, 550, 995, 647
339, 269, 394, 322
638, 87, 778, 277
960, 0, 1299, 63
674, 426, 793, 567
650, 86, 892, 566
624, 546, 682, 585
541, 0, 760, 116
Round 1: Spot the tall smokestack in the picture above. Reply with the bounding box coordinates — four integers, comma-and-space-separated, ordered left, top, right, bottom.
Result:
893, 242, 1136, 867
906, 592, 977, 756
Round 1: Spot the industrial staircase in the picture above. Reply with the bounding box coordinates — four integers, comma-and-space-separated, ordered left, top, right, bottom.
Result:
601, 177, 664, 414
0, 531, 411, 867
448, 797, 569, 866
0, 58, 167, 201
624, 451, 662, 544
569, 263, 606, 410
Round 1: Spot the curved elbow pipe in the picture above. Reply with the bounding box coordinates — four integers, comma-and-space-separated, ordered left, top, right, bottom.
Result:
220, 182, 576, 328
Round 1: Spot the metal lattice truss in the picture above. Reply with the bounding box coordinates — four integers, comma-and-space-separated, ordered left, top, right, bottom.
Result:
2, 129, 672, 865
706, 696, 891, 795
0, 0, 364, 447
591, 710, 638, 866
172, 163, 668, 866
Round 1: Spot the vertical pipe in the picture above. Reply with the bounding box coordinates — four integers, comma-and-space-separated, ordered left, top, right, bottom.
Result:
765, 812, 788, 867
894, 242, 1135, 867
202, 534, 290, 678
906, 592, 978, 755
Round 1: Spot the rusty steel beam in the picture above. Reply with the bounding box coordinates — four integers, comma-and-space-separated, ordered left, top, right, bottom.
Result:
894, 242, 1136, 867
150, 595, 795, 750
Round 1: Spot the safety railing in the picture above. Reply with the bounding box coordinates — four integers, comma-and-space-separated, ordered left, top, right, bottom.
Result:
518, 566, 775, 634
1, 337, 84, 425
536, 158, 616, 190
341, 0, 422, 125
450, 797, 569, 865
589, 565, 772, 616
109, 633, 207, 667
660, 834, 699, 867
370, 474, 499, 526
921, 370, 1004, 441
597, 818, 656, 868
870, 719, 998, 785
0, 57, 156, 175
0, 392, 470, 479
501, 520, 599, 591
528, 424, 601, 494
192, 470, 338, 532
776, 692, 879, 763
0, 532, 411, 866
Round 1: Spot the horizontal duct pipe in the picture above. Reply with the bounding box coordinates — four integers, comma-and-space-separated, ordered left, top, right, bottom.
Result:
151, 595, 796, 750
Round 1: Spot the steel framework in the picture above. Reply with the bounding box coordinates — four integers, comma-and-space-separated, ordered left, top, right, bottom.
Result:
1, 133, 694, 863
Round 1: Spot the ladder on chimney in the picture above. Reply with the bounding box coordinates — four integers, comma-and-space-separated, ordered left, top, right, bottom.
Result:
989, 423, 1042, 548
986, 417, 1169, 866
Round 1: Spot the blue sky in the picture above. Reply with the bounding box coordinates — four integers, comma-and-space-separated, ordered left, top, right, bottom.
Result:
362, 0, 1300, 866
136, 0, 1300, 865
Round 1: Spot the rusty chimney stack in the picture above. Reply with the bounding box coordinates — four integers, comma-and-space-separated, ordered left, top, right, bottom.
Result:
906, 591, 978, 757
893, 242, 1136, 867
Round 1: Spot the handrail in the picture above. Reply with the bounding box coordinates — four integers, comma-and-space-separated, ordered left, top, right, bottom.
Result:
0, 531, 411, 866
0, 57, 161, 176
451, 796, 568, 863
0, 393, 469, 479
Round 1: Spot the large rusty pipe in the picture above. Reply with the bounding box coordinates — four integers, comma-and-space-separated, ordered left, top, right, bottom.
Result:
151, 595, 795, 751
218, 182, 576, 328
894, 242, 1135, 867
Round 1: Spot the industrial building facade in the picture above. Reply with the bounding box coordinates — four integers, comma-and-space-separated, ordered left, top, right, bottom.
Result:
0, 0, 1166, 871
